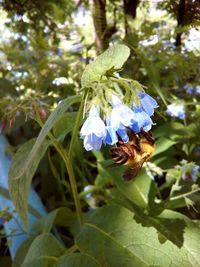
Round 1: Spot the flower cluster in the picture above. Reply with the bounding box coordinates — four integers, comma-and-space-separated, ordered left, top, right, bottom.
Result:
166, 103, 186, 119
80, 91, 158, 151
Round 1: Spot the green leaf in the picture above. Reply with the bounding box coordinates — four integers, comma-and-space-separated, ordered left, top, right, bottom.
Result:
154, 122, 185, 140
13, 237, 35, 267
21, 233, 65, 267
104, 163, 151, 209
76, 204, 200, 267
153, 137, 176, 157
31, 207, 75, 234
53, 112, 77, 141
56, 254, 102, 267
21, 257, 57, 267
8, 138, 50, 227
81, 44, 130, 88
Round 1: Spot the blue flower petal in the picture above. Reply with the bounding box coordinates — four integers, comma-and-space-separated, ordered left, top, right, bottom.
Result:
80, 116, 106, 138
110, 104, 135, 130
84, 133, 103, 151
117, 128, 129, 143
104, 126, 118, 145
110, 95, 123, 106
80, 105, 106, 151
137, 91, 158, 116
130, 105, 153, 133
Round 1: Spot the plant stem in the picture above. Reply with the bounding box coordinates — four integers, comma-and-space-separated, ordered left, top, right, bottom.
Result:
54, 141, 83, 225
170, 188, 200, 201
68, 89, 88, 158
65, 244, 78, 254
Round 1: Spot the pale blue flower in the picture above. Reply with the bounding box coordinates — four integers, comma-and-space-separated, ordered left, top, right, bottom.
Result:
80, 105, 107, 151
130, 105, 153, 133
166, 103, 186, 119
104, 117, 118, 145
137, 91, 158, 116
110, 95, 135, 131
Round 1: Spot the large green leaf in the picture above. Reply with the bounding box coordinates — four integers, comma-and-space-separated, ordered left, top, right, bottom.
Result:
8, 138, 50, 227
76, 204, 200, 267
56, 254, 102, 267
18, 256, 56, 267
21, 233, 65, 267
81, 44, 130, 88
53, 112, 77, 141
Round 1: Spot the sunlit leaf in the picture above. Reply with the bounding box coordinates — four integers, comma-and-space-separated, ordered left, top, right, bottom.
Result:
56, 254, 102, 267
76, 204, 200, 267
81, 44, 130, 88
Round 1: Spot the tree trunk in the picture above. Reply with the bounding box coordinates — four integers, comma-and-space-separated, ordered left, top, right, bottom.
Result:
175, 0, 185, 47
92, 0, 116, 54
123, 0, 139, 19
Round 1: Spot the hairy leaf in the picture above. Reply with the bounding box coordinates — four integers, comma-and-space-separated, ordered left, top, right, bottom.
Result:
81, 44, 130, 88
76, 204, 200, 267
56, 254, 102, 267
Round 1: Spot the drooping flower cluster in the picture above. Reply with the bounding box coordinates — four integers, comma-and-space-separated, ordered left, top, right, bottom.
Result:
80, 91, 158, 151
